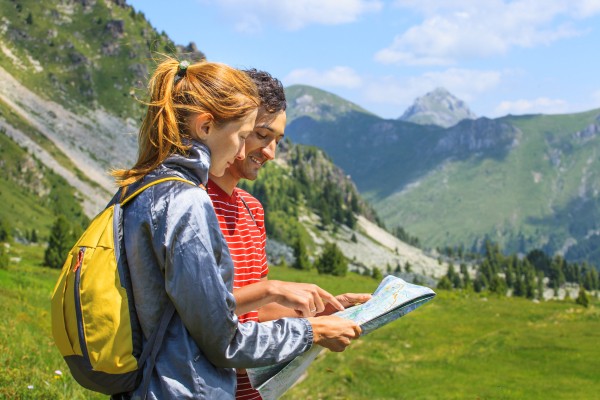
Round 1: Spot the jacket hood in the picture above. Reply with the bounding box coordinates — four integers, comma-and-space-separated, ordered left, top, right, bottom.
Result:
162, 140, 211, 186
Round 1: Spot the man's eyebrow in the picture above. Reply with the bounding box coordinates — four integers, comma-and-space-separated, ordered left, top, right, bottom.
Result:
255, 122, 274, 131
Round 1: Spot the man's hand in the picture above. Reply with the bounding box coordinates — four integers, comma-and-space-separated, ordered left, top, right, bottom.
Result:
318, 293, 372, 316
307, 316, 362, 352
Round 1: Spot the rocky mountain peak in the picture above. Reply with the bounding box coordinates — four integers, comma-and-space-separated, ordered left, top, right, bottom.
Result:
399, 87, 477, 128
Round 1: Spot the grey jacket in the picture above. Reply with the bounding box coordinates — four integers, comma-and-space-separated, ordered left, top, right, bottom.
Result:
123, 142, 313, 399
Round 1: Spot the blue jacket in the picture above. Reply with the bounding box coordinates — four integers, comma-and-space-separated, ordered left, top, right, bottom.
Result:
123, 141, 313, 399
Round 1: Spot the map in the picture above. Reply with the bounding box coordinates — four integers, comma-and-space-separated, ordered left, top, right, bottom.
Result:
246, 275, 436, 399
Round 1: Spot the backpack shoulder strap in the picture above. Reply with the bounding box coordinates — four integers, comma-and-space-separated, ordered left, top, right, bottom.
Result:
116, 175, 199, 399
121, 176, 197, 206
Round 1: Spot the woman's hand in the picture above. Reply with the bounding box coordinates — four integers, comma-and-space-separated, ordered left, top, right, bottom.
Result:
234, 280, 344, 317
268, 280, 345, 317
307, 316, 362, 352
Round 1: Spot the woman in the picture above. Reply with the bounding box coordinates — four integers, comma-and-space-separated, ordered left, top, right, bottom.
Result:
112, 57, 361, 399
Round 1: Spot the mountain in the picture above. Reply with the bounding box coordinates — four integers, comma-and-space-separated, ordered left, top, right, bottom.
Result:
0, 0, 442, 277
285, 85, 600, 265
285, 84, 376, 122
399, 87, 477, 128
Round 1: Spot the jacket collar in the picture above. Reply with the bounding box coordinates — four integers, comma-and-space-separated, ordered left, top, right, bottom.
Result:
161, 140, 211, 186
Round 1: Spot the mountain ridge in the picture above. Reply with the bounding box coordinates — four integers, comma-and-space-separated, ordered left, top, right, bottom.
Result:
284, 83, 600, 265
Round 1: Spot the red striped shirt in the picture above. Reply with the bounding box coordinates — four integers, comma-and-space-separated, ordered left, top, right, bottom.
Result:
208, 180, 267, 400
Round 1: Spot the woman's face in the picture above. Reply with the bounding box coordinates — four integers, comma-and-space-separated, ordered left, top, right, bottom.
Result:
201, 109, 258, 177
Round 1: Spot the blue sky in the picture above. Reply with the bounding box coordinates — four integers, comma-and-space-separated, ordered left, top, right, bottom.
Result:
127, 0, 600, 119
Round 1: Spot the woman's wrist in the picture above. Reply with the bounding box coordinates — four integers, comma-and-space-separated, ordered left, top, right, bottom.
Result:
264, 279, 282, 303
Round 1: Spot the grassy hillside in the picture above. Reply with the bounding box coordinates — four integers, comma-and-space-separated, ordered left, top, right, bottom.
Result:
0, 128, 87, 241
1, 243, 598, 399
377, 109, 600, 257
0, 0, 182, 118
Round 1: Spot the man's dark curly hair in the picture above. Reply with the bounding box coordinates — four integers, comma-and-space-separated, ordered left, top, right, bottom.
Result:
243, 68, 287, 114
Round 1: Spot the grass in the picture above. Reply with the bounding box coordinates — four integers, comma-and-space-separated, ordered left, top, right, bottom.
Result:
0, 243, 103, 399
1, 245, 598, 399
279, 283, 600, 400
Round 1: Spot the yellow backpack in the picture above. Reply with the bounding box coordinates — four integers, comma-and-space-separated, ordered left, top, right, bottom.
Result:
51, 176, 195, 395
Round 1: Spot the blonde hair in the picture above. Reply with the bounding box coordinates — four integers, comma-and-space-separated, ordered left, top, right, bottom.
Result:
112, 56, 259, 186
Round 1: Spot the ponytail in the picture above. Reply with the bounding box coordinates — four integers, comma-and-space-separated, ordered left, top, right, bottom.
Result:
112, 56, 259, 186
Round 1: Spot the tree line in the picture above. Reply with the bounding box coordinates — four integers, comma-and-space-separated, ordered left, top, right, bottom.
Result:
437, 240, 598, 307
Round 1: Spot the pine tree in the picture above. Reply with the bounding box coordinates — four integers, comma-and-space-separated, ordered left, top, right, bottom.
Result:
44, 215, 74, 269
314, 242, 347, 277
575, 288, 589, 308
460, 263, 471, 289
0, 244, 9, 270
0, 218, 11, 242
437, 276, 452, 290
372, 267, 382, 281
30, 229, 38, 243
292, 237, 311, 270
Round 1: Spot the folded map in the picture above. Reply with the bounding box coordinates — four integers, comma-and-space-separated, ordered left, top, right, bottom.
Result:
247, 275, 436, 399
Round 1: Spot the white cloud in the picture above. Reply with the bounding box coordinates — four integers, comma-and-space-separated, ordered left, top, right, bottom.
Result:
364, 68, 503, 110
284, 66, 363, 88
377, 0, 600, 65
213, 0, 382, 32
494, 97, 569, 116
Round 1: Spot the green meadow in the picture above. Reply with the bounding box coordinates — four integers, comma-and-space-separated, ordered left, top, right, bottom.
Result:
1, 244, 599, 399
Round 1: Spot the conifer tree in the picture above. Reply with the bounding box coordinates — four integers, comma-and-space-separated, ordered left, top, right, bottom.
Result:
30, 229, 38, 243
576, 288, 589, 308
44, 215, 74, 269
460, 263, 471, 288
437, 276, 452, 290
0, 218, 11, 242
292, 237, 311, 270
515, 272, 526, 297
0, 244, 8, 270
372, 267, 382, 281
315, 242, 347, 277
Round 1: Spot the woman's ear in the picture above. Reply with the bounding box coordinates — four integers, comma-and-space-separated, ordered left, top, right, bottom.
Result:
191, 113, 213, 141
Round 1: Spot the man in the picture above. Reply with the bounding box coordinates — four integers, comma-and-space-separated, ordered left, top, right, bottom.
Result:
208, 69, 370, 399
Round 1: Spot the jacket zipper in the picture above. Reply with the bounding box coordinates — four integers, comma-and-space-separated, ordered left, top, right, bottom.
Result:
73, 247, 90, 363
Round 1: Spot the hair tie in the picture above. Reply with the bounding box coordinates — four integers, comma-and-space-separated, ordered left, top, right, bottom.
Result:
174, 61, 190, 84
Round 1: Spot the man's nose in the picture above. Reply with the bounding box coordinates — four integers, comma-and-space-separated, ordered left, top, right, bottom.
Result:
262, 140, 276, 160
236, 141, 246, 160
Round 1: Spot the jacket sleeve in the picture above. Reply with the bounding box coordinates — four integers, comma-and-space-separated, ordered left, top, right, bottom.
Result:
157, 186, 313, 368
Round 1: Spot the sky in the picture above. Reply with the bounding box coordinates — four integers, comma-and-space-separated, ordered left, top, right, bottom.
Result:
126, 0, 600, 119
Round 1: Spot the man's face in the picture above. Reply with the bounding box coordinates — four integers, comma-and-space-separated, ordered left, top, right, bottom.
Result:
228, 108, 286, 181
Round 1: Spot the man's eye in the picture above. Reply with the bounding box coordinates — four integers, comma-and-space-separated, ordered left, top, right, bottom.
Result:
256, 132, 267, 139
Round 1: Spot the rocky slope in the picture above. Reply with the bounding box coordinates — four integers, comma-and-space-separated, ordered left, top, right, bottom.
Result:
399, 87, 477, 128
